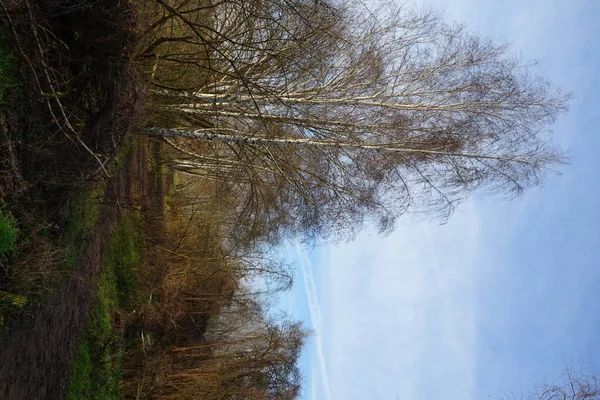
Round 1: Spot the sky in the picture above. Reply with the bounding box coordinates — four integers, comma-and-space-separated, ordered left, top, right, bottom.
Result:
277, 1, 600, 400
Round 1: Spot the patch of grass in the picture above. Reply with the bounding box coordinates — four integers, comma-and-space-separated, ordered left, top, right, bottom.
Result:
107, 211, 143, 308
66, 341, 93, 398
109, 135, 135, 175
66, 269, 122, 400
0, 290, 28, 328
0, 183, 105, 330
0, 209, 18, 258
65, 187, 104, 269
66, 134, 138, 270
65, 211, 143, 399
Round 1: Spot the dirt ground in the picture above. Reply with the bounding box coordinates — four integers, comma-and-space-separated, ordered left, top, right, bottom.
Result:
0, 137, 163, 400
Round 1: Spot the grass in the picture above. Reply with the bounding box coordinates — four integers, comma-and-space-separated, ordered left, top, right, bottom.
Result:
0, 32, 18, 256
0, 208, 18, 258
65, 187, 104, 270
66, 267, 122, 400
66, 134, 137, 270
109, 135, 135, 175
0, 209, 23, 328
106, 211, 143, 308
65, 211, 143, 400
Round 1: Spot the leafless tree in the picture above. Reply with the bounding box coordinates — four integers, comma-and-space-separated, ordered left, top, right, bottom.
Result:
501, 367, 600, 400
165, 314, 306, 400
144, 0, 569, 241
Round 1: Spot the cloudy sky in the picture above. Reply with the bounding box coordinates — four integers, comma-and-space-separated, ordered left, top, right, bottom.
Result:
278, 1, 600, 399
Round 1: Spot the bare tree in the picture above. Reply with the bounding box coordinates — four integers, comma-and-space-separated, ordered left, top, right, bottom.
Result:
144, 0, 569, 241
165, 314, 306, 400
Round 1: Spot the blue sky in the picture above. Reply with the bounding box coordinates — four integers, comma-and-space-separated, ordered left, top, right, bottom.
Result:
277, 1, 600, 399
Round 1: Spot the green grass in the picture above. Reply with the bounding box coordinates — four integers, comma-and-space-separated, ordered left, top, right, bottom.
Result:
0, 290, 28, 328
0, 209, 18, 258
109, 135, 135, 175
0, 175, 103, 330
66, 269, 122, 400
65, 211, 143, 400
65, 188, 104, 269
107, 212, 143, 308
67, 135, 138, 270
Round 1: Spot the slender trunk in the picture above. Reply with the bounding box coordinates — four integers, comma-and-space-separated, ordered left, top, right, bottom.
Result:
147, 127, 536, 164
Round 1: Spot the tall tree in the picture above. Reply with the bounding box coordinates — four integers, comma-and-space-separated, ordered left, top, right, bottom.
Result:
144, 0, 569, 241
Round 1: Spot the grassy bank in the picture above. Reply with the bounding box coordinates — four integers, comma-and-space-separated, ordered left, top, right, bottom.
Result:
65, 211, 143, 400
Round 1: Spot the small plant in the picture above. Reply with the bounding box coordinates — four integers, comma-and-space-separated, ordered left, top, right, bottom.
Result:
0, 209, 18, 258
0, 290, 28, 330
0, 291, 28, 308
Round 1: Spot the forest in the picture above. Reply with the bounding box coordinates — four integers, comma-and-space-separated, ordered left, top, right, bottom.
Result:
0, 0, 571, 399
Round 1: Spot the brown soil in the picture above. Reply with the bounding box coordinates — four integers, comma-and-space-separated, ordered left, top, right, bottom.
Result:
0, 136, 162, 400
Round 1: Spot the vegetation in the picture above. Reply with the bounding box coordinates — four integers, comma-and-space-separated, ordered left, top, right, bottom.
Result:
66, 271, 122, 400
0, 0, 138, 324
65, 211, 143, 400
0, 208, 17, 258
0, 208, 22, 327
65, 188, 104, 269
